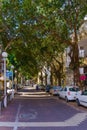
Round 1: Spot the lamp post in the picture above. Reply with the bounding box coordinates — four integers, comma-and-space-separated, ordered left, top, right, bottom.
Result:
2, 51, 8, 108
14, 70, 17, 92
11, 65, 14, 99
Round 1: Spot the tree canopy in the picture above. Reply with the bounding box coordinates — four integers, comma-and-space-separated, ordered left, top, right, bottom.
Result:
0, 0, 87, 81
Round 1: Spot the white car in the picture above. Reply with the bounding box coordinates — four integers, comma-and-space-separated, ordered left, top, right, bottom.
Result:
50, 86, 61, 95
58, 86, 80, 102
7, 88, 16, 94
76, 90, 87, 107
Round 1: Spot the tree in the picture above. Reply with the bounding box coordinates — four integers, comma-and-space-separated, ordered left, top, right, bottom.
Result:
59, 0, 87, 86
1, 0, 87, 86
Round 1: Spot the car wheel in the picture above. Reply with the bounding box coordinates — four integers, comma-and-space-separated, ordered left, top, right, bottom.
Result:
76, 99, 80, 106
58, 94, 61, 99
65, 96, 69, 102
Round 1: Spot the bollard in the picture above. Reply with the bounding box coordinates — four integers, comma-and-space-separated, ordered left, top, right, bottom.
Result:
0, 101, 2, 115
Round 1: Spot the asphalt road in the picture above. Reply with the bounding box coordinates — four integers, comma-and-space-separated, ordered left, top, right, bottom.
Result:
0, 86, 87, 130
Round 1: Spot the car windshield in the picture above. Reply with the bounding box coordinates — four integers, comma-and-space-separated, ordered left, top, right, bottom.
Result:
52, 86, 61, 90
82, 90, 87, 95
69, 87, 79, 92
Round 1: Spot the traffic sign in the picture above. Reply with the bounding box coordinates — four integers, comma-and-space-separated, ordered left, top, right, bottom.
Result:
6, 70, 13, 79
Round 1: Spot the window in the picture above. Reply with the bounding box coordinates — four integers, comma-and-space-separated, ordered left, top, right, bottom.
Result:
69, 87, 79, 92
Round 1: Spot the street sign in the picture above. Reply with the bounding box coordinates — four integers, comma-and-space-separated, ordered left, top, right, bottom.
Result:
6, 70, 13, 79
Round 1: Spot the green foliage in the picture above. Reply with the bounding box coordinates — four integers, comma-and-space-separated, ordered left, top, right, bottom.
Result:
0, 0, 87, 80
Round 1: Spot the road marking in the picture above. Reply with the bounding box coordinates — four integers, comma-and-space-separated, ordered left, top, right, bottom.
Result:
19, 109, 38, 120
0, 112, 87, 127
65, 112, 87, 126
13, 104, 21, 130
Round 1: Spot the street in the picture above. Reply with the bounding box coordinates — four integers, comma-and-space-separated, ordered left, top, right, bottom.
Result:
0, 86, 87, 130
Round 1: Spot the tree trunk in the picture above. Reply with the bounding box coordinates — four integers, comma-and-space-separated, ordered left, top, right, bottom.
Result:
73, 28, 80, 87
45, 73, 47, 85
57, 73, 61, 86
50, 70, 53, 85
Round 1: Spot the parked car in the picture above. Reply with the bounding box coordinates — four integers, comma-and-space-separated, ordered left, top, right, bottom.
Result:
58, 86, 80, 102
76, 90, 87, 107
39, 84, 45, 91
7, 88, 16, 94
50, 86, 61, 95
17, 84, 23, 90
45, 85, 51, 92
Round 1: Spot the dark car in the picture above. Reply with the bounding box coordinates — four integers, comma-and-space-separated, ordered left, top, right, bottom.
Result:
45, 85, 51, 92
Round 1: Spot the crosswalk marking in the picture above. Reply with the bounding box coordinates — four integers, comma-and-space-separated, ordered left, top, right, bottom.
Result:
0, 112, 87, 127
13, 104, 22, 130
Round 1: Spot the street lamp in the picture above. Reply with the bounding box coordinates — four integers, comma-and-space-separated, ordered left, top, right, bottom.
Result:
11, 65, 14, 99
2, 51, 8, 108
14, 70, 17, 90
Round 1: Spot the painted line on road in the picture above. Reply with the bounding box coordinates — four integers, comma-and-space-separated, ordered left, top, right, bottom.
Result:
0, 112, 87, 127
13, 104, 21, 130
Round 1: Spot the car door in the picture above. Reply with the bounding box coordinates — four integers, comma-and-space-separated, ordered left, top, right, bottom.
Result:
63, 87, 67, 99
79, 91, 87, 106
60, 87, 66, 99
